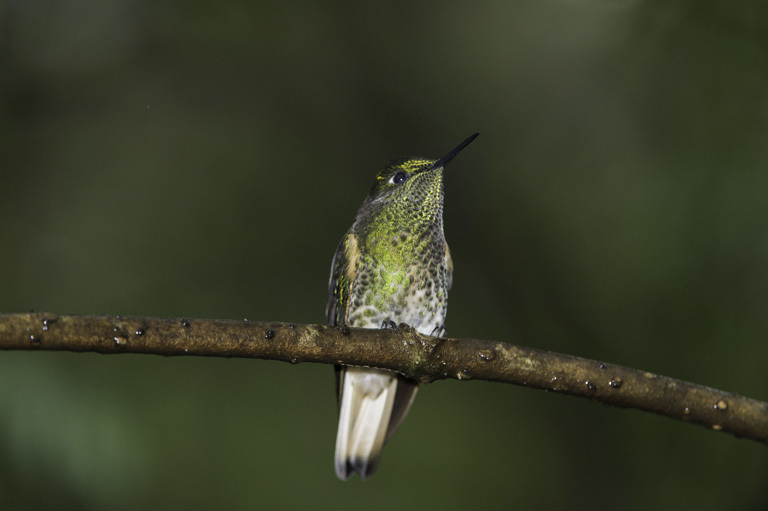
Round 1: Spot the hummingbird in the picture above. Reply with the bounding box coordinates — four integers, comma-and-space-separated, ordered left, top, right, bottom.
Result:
326, 133, 479, 480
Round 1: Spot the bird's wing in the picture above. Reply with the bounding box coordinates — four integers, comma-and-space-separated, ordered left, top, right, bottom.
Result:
326, 232, 360, 327
445, 242, 454, 291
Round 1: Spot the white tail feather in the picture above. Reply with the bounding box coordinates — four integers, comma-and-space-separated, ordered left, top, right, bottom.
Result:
335, 367, 398, 480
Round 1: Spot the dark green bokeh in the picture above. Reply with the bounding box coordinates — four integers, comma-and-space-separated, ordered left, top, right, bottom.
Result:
1, 1, 767, 509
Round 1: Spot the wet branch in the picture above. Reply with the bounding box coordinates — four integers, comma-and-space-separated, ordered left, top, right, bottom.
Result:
1, 312, 766, 446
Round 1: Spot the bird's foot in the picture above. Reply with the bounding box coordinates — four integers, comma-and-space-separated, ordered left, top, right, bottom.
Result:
380, 320, 398, 331
430, 324, 447, 337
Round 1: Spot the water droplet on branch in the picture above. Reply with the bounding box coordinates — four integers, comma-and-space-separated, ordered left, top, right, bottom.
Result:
478, 350, 495, 361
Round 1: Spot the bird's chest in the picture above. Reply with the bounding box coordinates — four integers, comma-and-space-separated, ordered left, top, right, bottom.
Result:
346, 257, 449, 335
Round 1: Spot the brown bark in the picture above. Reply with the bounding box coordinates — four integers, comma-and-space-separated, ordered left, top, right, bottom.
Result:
1, 312, 766, 445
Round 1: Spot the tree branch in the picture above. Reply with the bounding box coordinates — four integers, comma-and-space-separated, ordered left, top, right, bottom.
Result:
1, 312, 766, 446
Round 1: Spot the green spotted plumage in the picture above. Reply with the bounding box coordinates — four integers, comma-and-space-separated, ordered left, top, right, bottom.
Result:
327, 134, 478, 480
327, 157, 453, 333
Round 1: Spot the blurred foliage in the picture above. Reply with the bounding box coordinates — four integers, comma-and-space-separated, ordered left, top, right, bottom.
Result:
1, 0, 767, 509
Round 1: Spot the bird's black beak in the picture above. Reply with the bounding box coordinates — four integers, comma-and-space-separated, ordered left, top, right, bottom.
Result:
428, 132, 479, 171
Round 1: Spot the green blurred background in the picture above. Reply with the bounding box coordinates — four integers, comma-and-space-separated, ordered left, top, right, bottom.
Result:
1, 1, 767, 509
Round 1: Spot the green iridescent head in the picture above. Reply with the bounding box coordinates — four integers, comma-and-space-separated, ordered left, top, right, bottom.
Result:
363, 157, 439, 212
357, 133, 479, 226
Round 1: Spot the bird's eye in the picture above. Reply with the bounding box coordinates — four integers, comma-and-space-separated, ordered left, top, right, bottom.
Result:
390, 171, 407, 185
